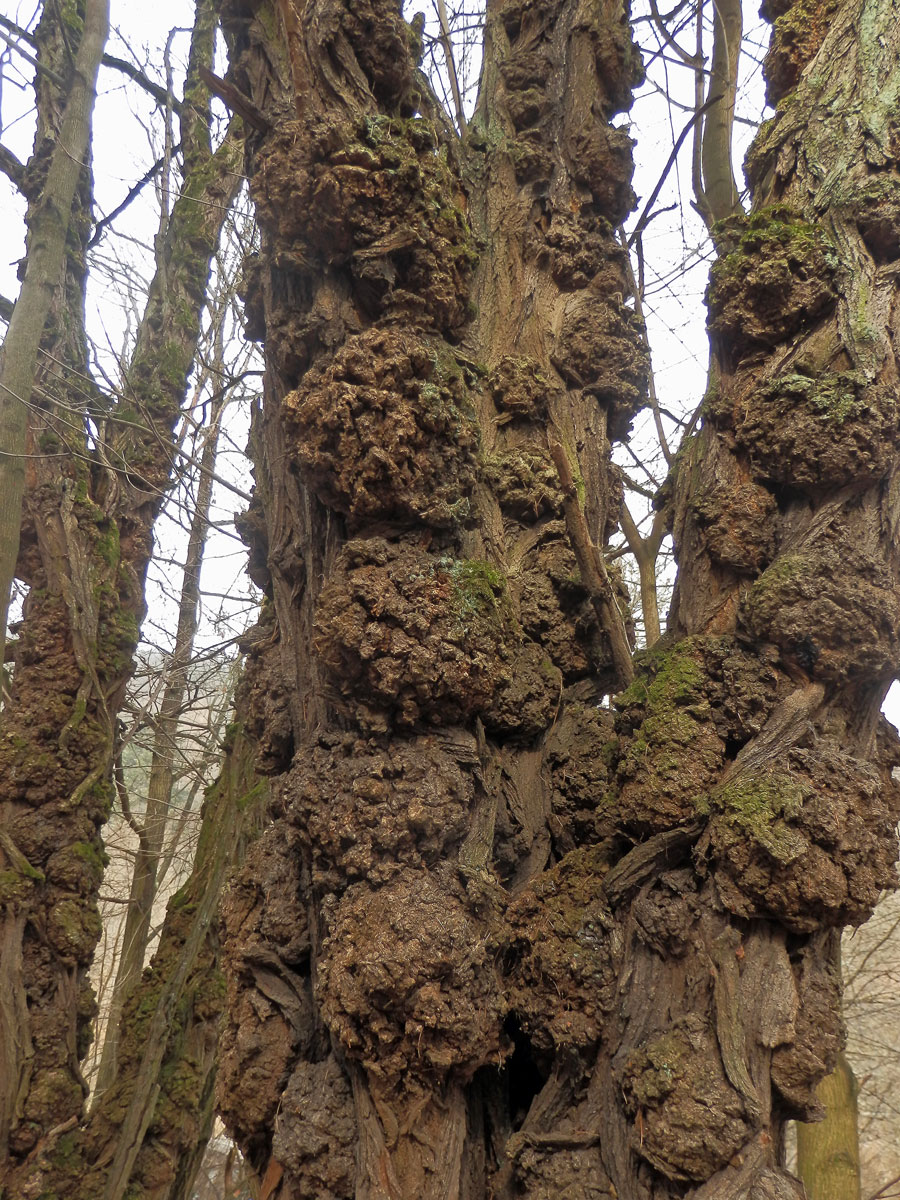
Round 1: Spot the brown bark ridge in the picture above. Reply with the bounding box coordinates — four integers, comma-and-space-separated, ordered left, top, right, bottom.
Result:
0, 0, 242, 1190
216, 0, 900, 1198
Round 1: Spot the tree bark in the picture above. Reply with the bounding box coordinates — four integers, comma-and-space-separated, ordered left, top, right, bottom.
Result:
796, 1052, 861, 1200
216, 0, 900, 1196
0, 0, 109, 664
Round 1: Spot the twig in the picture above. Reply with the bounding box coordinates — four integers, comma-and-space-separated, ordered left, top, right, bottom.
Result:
434, 0, 467, 133
628, 94, 719, 248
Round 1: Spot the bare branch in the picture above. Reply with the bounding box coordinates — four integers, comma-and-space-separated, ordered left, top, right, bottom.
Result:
0, 144, 26, 193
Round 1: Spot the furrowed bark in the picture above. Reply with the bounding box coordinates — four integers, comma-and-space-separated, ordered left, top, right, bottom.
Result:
0, 1, 243, 1189
217, 0, 900, 1196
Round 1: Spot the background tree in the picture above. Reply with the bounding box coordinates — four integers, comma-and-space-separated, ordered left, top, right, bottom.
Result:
0, 1, 248, 1193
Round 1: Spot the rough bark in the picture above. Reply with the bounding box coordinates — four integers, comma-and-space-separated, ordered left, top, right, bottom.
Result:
0, 1, 243, 1189
217, 0, 900, 1197
216, 0, 643, 1194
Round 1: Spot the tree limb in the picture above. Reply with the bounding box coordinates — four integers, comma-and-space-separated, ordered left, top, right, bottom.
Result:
548, 432, 635, 686
0, 145, 26, 194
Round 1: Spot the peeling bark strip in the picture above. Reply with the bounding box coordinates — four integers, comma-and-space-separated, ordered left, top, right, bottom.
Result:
219, 1, 900, 1199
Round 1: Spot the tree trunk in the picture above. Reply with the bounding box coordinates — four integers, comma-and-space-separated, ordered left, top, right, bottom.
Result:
52, 720, 266, 1200
796, 1052, 861, 1200
0, 0, 109, 662
216, 0, 900, 1197
95, 389, 227, 1097
0, 0, 242, 1189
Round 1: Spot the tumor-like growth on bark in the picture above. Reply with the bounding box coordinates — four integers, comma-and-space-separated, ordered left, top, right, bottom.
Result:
741, 526, 900, 683
708, 732, 900, 930
282, 734, 473, 889
313, 539, 519, 728
506, 845, 618, 1054
619, 1016, 750, 1181
319, 869, 506, 1084
552, 295, 649, 436
252, 113, 476, 336
709, 368, 900, 493
518, 539, 615, 683
707, 208, 838, 355
285, 327, 479, 529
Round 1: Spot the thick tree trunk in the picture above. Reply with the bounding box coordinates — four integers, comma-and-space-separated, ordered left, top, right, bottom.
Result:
0, 1, 242, 1190
217, 0, 900, 1197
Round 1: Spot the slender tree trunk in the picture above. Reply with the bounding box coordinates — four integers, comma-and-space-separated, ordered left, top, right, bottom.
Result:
0, 0, 109, 663
699, 0, 743, 224
56, 720, 266, 1200
95, 391, 227, 1096
796, 1052, 861, 1200
216, 0, 900, 1196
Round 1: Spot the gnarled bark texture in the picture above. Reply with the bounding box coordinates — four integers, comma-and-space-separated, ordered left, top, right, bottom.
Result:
218, 0, 900, 1197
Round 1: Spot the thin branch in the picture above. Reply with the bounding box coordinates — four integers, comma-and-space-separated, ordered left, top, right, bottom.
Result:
548, 432, 635, 686
198, 66, 271, 132
0, 21, 65, 87
648, 0, 700, 67
434, 0, 467, 133
0, 15, 182, 113
868, 1174, 900, 1200
627, 94, 719, 248
100, 49, 181, 112
88, 142, 183, 249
